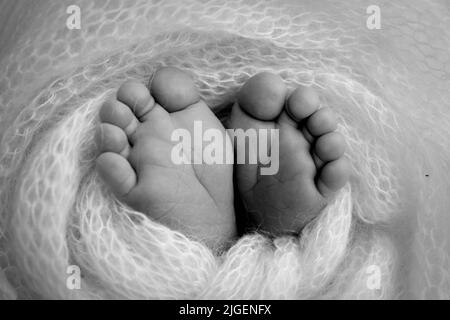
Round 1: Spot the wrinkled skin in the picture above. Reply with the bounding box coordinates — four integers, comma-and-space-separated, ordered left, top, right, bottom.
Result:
0, 0, 449, 299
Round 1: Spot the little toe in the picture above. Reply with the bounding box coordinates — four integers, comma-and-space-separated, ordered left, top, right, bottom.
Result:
314, 132, 346, 163
237, 72, 287, 121
286, 86, 320, 122
317, 157, 351, 197
306, 107, 338, 137
96, 152, 137, 198
150, 67, 201, 113
99, 99, 139, 138
96, 123, 130, 157
117, 80, 155, 121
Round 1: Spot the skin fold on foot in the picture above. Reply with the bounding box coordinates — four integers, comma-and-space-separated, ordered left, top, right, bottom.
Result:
229, 72, 350, 236
95, 67, 236, 251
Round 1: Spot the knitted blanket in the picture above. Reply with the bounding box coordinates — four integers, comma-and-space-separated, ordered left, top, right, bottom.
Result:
0, 0, 449, 299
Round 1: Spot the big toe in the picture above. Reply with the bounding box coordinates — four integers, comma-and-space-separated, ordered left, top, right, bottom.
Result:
237, 72, 288, 120
150, 67, 201, 113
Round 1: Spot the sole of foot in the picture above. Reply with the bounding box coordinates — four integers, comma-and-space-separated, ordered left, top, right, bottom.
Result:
229, 72, 350, 236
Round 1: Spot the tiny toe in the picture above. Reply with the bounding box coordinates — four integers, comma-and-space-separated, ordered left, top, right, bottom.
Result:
286, 86, 320, 122
117, 80, 155, 121
314, 132, 345, 162
96, 152, 137, 198
99, 100, 139, 137
150, 67, 201, 112
307, 107, 338, 137
317, 157, 351, 197
97, 124, 130, 157
237, 72, 287, 121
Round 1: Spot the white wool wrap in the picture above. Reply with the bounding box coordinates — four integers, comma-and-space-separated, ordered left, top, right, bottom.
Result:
0, 0, 449, 299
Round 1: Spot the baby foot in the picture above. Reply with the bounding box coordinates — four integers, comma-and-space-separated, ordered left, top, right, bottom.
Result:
229, 73, 350, 236
95, 67, 236, 251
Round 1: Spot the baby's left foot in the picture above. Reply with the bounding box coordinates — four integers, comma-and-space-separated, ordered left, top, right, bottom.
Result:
230, 73, 350, 236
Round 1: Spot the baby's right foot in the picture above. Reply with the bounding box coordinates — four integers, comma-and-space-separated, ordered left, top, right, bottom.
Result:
230, 73, 350, 236
95, 67, 236, 251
